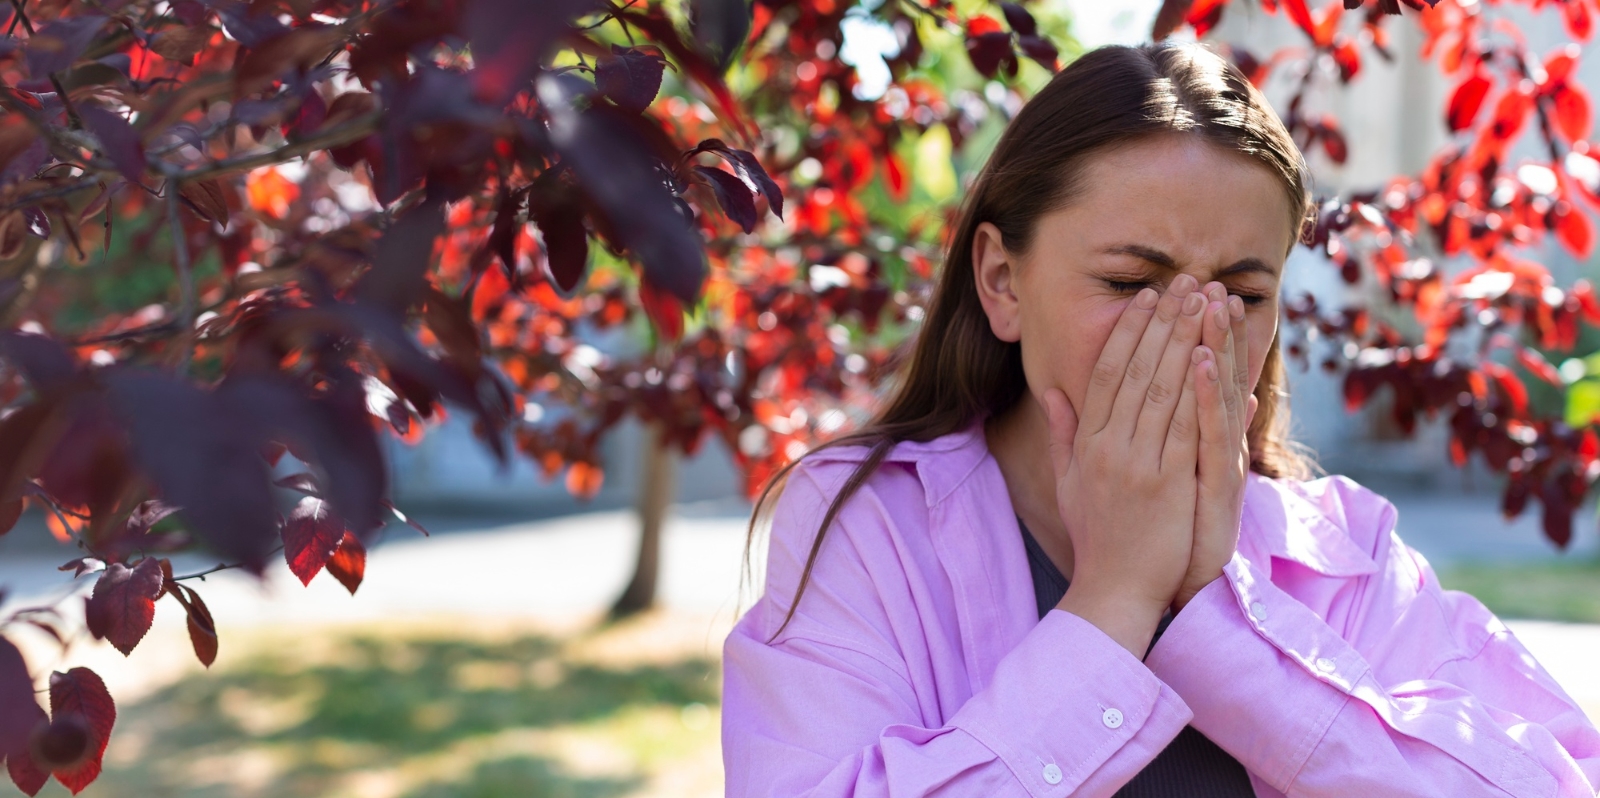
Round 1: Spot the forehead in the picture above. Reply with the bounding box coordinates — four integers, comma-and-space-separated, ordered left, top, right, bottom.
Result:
1032, 134, 1296, 271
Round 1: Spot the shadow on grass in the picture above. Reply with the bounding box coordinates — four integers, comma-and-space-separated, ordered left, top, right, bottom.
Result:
58, 631, 718, 798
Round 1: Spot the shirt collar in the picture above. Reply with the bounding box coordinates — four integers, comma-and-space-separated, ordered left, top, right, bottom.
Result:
1242, 473, 1380, 577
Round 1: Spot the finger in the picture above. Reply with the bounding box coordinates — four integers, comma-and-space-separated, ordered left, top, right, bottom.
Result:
1043, 387, 1079, 480
1246, 393, 1259, 435
1109, 274, 1199, 435
1199, 284, 1241, 436
1228, 294, 1251, 417
1195, 343, 1231, 486
1162, 349, 1204, 469
1081, 287, 1159, 435
1134, 283, 1208, 448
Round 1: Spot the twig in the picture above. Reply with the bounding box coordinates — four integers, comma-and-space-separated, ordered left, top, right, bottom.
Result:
172, 544, 285, 581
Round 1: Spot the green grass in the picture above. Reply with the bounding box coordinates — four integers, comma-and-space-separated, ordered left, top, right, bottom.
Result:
45, 617, 724, 798
1439, 558, 1600, 623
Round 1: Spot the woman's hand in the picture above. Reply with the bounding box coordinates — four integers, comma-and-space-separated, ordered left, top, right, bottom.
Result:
1047, 273, 1210, 659
1172, 282, 1258, 612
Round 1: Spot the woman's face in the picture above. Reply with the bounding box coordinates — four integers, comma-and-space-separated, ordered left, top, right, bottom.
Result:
973, 134, 1295, 422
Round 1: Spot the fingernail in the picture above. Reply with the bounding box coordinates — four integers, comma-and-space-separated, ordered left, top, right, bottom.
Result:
1207, 282, 1225, 301
1201, 360, 1218, 381
1173, 274, 1197, 294
1135, 287, 1157, 308
1191, 345, 1212, 364
1228, 296, 1245, 320
1183, 292, 1205, 315
1211, 301, 1227, 328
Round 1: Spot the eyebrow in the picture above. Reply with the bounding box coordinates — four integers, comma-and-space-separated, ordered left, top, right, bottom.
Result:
1099, 244, 1279, 278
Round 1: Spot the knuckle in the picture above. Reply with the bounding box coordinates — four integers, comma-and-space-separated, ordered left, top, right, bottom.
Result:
1124, 356, 1153, 384
1145, 377, 1175, 405
1090, 360, 1121, 388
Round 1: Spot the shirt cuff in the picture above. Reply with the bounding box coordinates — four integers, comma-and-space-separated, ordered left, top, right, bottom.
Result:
950, 608, 1193, 795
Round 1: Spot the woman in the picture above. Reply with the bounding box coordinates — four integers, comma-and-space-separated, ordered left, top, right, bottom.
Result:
722, 42, 1600, 797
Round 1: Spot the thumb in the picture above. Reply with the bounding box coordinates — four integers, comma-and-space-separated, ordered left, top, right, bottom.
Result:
1042, 387, 1079, 479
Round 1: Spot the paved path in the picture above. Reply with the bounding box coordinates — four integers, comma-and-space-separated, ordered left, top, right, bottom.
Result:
2, 493, 1598, 723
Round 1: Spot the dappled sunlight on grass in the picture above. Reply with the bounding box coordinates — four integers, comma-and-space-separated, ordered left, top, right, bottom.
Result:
1440, 558, 1600, 623
50, 613, 726, 798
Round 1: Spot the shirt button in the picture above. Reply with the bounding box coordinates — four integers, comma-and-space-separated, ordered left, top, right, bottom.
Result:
1315, 657, 1336, 673
1042, 763, 1063, 785
1249, 601, 1268, 620
1102, 708, 1124, 729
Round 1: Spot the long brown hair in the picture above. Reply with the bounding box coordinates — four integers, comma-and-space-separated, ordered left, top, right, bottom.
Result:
747, 42, 1317, 640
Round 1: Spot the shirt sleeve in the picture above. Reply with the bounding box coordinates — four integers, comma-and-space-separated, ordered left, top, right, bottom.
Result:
722, 466, 1194, 797
1145, 499, 1600, 797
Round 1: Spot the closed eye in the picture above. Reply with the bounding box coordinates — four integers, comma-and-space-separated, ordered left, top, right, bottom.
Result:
1104, 279, 1269, 306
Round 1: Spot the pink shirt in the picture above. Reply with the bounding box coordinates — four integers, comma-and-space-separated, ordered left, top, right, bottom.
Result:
722, 424, 1600, 797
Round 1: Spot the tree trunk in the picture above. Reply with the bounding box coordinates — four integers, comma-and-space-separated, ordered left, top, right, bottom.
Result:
609, 422, 678, 618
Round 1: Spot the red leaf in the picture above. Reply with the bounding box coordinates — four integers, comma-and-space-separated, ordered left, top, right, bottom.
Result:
1552, 84, 1593, 142
1484, 363, 1530, 417
325, 533, 366, 595
1332, 40, 1361, 82
47, 668, 114, 795
1446, 72, 1492, 132
1282, 0, 1316, 37
28, 716, 89, 772
1186, 0, 1226, 37
170, 585, 217, 667
1555, 202, 1595, 258
1516, 347, 1565, 386
638, 279, 685, 343
282, 496, 345, 586
1321, 121, 1349, 164
1310, 1, 1343, 47
966, 14, 1003, 36
1563, 0, 1593, 41
84, 560, 164, 656
885, 152, 908, 201
1489, 87, 1534, 142
8, 742, 48, 797
1151, 0, 1196, 40
1546, 44, 1581, 84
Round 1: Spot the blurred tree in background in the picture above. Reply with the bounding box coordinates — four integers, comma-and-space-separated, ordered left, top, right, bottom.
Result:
1, 0, 1599, 793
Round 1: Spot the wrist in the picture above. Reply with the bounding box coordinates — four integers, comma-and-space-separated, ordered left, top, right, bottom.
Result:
1056, 583, 1168, 660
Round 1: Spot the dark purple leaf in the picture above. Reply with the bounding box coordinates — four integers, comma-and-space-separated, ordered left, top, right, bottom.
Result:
274, 472, 321, 495
84, 559, 163, 655
695, 165, 758, 233
22, 207, 47, 239
966, 31, 1015, 79
122, 499, 179, 536
689, 0, 751, 71
104, 370, 279, 572
25, 16, 106, 78
217, 374, 387, 536
78, 106, 145, 185
354, 197, 445, 315
0, 636, 43, 760
383, 498, 429, 536
215, 2, 289, 49
597, 45, 668, 114
1018, 35, 1058, 70
1151, 0, 1196, 40
722, 148, 783, 220
1000, 2, 1037, 36
545, 95, 705, 303
0, 330, 78, 393
529, 174, 590, 292
466, 0, 600, 103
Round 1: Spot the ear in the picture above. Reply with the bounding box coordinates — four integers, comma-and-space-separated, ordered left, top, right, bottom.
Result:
972, 221, 1022, 343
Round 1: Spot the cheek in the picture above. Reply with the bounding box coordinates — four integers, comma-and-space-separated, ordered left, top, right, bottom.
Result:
1019, 297, 1126, 411
1243, 312, 1278, 393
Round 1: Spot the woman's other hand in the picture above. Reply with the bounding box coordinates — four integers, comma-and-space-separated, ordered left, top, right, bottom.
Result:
1047, 273, 1209, 659
1173, 282, 1258, 612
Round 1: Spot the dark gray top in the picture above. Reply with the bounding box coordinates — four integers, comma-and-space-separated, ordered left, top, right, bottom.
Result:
1019, 518, 1255, 797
